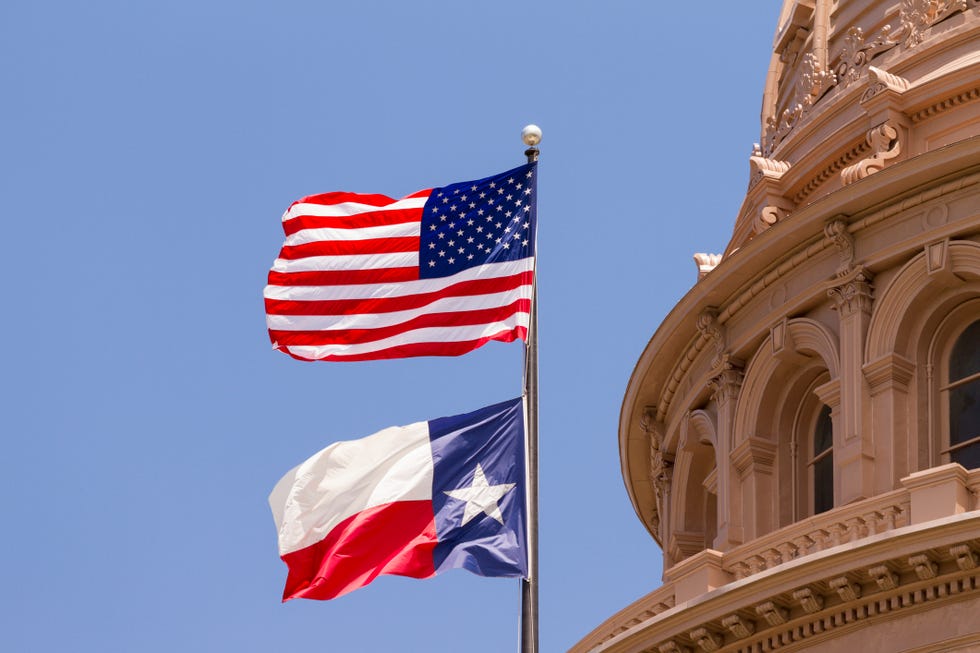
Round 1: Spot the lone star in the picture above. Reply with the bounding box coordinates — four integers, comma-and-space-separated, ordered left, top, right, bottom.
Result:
444, 463, 515, 526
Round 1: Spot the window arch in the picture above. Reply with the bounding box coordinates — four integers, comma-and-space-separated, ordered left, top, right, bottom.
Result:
943, 319, 980, 468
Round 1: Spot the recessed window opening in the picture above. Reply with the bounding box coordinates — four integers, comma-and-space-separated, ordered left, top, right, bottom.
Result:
943, 320, 980, 469
810, 404, 833, 514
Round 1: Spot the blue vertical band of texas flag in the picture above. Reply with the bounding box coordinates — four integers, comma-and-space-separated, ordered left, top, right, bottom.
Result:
431, 397, 528, 576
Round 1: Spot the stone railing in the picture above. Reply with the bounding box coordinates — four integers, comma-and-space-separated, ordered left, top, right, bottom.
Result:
723, 488, 911, 580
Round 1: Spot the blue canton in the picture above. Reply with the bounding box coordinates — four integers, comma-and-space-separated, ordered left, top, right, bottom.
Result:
419, 163, 536, 279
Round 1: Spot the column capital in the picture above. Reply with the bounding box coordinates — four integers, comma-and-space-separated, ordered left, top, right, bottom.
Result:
828, 267, 874, 316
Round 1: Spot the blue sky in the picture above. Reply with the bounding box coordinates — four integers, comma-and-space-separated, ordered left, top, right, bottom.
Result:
2, 2, 783, 651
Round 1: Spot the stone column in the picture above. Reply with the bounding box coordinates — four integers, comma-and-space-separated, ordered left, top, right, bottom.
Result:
828, 270, 876, 504
708, 362, 744, 549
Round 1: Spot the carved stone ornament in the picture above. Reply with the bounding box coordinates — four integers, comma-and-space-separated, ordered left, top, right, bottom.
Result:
643, 409, 673, 531
765, 52, 836, 155
696, 308, 725, 366
748, 151, 791, 188
951, 544, 978, 570
828, 268, 875, 316
755, 205, 789, 234
909, 553, 938, 580
721, 614, 755, 639
868, 564, 900, 590
658, 640, 692, 653
824, 218, 855, 277
841, 121, 902, 185
693, 253, 722, 281
755, 601, 789, 626
861, 66, 912, 103
837, 26, 899, 89
708, 360, 744, 405
829, 576, 862, 602
690, 627, 722, 652
793, 587, 825, 613
899, 0, 969, 48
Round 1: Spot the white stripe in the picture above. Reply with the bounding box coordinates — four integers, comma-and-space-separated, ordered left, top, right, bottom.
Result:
266, 286, 533, 331
282, 195, 428, 222
271, 251, 419, 273
264, 258, 533, 301
284, 221, 420, 247
269, 421, 434, 556
279, 317, 531, 360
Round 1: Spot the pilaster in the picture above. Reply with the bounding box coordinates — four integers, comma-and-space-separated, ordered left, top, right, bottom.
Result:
707, 360, 744, 549
827, 262, 876, 505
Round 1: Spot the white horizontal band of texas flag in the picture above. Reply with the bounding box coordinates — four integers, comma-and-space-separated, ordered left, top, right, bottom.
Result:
269, 398, 528, 601
265, 163, 537, 361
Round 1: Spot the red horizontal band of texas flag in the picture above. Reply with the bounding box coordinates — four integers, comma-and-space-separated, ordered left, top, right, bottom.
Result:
264, 163, 537, 361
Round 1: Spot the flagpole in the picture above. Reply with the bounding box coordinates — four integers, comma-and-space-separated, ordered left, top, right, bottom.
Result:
520, 124, 541, 653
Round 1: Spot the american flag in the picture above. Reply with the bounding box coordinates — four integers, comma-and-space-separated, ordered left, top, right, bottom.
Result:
264, 163, 536, 361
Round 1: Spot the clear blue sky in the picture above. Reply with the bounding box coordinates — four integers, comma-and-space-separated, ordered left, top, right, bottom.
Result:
2, 2, 782, 651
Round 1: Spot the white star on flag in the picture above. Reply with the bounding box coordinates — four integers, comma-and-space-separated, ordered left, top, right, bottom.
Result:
444, 463, 516, 526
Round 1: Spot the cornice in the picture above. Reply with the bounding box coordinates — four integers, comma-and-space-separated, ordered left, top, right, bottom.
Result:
573, 512, 980, 653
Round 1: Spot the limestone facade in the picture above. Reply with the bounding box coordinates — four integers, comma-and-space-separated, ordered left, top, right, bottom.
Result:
572, 1, 980, 651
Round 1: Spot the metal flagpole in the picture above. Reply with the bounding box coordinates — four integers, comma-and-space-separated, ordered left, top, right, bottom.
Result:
520, 124, 541, 653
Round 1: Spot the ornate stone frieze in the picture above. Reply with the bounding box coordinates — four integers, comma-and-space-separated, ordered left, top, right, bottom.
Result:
765, 52, 838, 156
836, 27, 899, 89
899, 0, 970, 48
841, 121, 903, 185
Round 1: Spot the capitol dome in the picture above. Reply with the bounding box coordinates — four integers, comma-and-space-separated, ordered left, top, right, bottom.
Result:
573, 2, 980, 651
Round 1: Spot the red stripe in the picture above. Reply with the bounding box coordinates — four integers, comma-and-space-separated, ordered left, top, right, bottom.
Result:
267, 267, 420, 287
280, 326, 528, 362
266, 270, 534, 316
280, 500, 437, 601
294, 191, 400, 207
269, 299, 531, 347
282, 208, 423, 237
277, 236, 420, 260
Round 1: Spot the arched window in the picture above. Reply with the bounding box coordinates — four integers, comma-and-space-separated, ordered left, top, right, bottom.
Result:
811, 405, 833, 514
943, 320, 980, 468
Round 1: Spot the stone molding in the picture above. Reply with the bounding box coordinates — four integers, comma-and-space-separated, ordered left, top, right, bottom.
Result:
570, 507, 980, 653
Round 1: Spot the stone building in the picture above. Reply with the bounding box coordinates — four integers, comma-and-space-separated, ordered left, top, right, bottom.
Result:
572, 1, 980, 651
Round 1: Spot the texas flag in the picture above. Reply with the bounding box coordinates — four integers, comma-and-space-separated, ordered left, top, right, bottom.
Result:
269, 398, 528, 601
